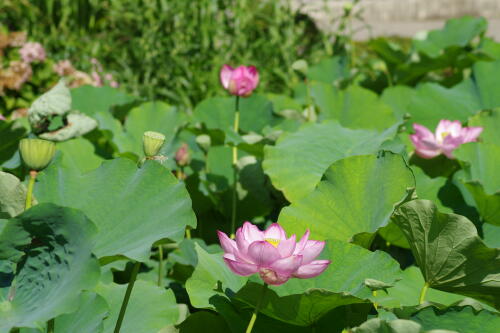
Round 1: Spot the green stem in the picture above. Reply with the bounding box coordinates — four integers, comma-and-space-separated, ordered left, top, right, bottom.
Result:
372, 290, 378, 310
47, 318, 54, 333
114, 261, 141, 333
245, 284, 268, 333
185, 227, 191, 240
230, 96, 240, 238
25, 170, 37, 210
157, 245, 163, 287
419, 282, 429, 305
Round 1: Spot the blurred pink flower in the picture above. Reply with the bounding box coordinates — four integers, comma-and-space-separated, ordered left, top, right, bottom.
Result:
410, 120, 483, 159
220, 65, 259, 97
175, 143, 191, 167
0, 114, 5, 121
19, 42, 46, 63
91, 71, 103, 87
53, 60, 75, 76
110, 81, 119, 88
218, 222, 330, 286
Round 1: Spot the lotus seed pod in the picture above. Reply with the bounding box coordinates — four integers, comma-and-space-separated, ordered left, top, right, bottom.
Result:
143, 131, 165, 157
19, 138, 56, 171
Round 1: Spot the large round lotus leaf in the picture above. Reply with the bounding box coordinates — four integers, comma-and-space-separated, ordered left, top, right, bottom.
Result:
96, 280, 178, 333
0, 204, 100, 331
410, 305, 500, 333
71, 85, 136, 116
94, 101, 182, 157
413, 16, 487, 58
34, 155, 196, 262
263, 121, 398, 202
54, 292, 109, 333
393, 200, 500, 309
193, 94, 273, 134
278, 153, 414, 242
309, 83, 396, 130
235, 241, 401, 326
467, 109, 500, 144
56, 138, 103, 173
454, 142, 500, 195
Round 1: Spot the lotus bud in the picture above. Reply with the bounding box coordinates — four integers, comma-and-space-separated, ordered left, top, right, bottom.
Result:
175, 143, 191, 167
19, 138, 56, 171
195, 134, 211, 152
291, 59, 308, 76
143, 131, 165, 157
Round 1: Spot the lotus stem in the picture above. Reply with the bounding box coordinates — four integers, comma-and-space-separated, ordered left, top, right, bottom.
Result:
47, 319, 54, 333
245, 283, 268, 333
114, 261, 141, 333
157, 245, 164, 287
25, 170, 37, 210
419, 282, 429, 305
230, 96, 240, 238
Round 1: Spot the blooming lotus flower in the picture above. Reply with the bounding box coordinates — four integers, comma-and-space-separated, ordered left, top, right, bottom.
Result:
220, 65, 259, 97
218, 222, 330, 285
410, 120, 483, 159
19, 42, 46, 63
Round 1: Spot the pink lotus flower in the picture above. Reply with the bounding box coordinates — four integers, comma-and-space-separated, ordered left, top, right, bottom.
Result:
19, 42, 46, 63
220, 65, 259, 97
218, 222, 330, 286
410, 120, 483, 159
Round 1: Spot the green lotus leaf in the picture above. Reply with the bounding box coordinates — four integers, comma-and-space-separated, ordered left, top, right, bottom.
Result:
193, 94, 273, 134
0, 204, 100, 331
393, 200, 500, 309
35, 155, 196, 262
454, 142, 500, 195
55, 138, 103, 173
279, 152, 414, 242
71, 85, 136, 116
409, 305, 500, 333
96, 280, 178, 333
467, 109, 500, 144
309, 83, 396, 130
413, 16, 487, 58
53, 292, 109, 333
351, 318, 426, 333
263, 121, 398, 202
185, 243, 246, 310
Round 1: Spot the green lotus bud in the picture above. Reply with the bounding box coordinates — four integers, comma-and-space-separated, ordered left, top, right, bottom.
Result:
195, 134, 211, 152
19, 138, 56, 171
143, 131, 165, 157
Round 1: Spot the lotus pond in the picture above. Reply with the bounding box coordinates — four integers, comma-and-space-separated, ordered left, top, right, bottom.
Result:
1, 15, 500, 333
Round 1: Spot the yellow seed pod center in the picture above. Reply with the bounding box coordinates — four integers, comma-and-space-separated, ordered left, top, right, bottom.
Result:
265, 238, 280, 248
